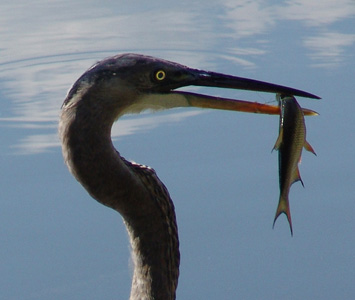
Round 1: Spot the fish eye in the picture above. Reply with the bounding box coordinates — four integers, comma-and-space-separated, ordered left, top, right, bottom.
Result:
154, 70, 166, 81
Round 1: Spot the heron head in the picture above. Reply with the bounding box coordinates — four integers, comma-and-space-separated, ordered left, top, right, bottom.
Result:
63, 53, 319, 118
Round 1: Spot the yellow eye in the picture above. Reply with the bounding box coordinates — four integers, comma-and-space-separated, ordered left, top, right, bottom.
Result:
155, 70, 166, 81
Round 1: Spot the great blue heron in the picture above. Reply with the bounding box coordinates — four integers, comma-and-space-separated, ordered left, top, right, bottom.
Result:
59, 53, 319, 300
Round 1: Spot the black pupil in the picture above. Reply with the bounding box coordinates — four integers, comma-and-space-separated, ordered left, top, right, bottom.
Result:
157, 71, 164, 79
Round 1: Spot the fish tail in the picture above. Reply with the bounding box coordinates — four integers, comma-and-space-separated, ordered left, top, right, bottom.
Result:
273, 195, 293, 236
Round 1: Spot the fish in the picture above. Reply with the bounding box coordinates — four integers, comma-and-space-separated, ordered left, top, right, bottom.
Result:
272, 94, 317, 235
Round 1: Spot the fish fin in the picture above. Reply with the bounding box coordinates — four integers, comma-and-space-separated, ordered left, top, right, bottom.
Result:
304, 140, 316, 156
297, 168, 304, 187
272, 128, 283, 152
299, 176, 304, 187
273, 195, 293, 236
292, 167, 304, 187
302, 108, 319, 116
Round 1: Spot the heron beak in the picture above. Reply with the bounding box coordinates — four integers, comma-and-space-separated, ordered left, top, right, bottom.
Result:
189, 69, 320, 99
169, 68, 320, 116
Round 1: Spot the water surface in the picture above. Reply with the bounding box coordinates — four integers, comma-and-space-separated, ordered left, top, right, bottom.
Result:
1, 1, 354, 299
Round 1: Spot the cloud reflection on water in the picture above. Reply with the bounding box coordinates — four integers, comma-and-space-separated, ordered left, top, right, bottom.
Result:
222, 0, 355, 66
11, 110, 204, 155
303, 32, 355, 68
277, 0, 355, 26
0, 0, 353, 153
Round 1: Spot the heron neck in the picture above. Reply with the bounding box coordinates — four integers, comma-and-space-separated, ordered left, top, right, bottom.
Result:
60, 101, 179, 300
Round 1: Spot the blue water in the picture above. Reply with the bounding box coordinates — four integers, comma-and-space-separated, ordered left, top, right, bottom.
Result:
1, 1, 354, 299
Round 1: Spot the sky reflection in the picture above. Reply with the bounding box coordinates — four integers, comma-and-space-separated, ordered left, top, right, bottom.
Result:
278, 0, 355, 26
304, 32, 355, 67
12, 110, 204, 155
2, 0, 353, 153
223, 0, 355, 66
1, 1, 355, 300
1, 1, 353, 154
